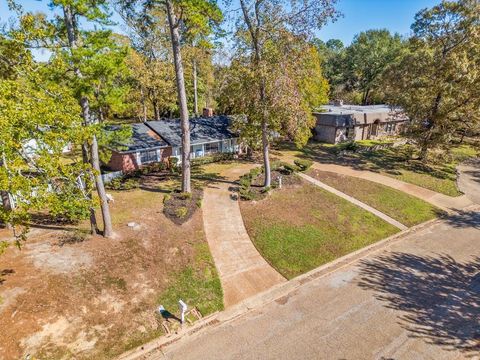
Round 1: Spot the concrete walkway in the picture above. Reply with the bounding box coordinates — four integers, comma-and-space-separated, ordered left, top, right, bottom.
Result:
144, 207, 480, 360
299, 172, 408, 230
202, 165, 285, 308
309, 162, 473, 211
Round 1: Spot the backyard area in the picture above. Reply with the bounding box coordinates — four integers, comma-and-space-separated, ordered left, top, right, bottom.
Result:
240, 178, 399, 279
0, 160, 245, 360
274, 141, 478, 197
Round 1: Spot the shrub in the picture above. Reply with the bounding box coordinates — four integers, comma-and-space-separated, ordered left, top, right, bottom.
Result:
283, 163, 299, 174
196, 199, 202, 208
175, 207, 188, 219
168, 157, 179, 172
213, 152, 234, 162
177, 192, 192, 200
163, 194, 171, 204
239, 187, 255, 200
249, 167, 262, 178
262, 186, 271, 193
106, 177, 139, 191
270, 160, 284, 171
192, 156, 214, 166
338, 141, 358, 152
239, 175, 252, 188
294, 159, 313, 171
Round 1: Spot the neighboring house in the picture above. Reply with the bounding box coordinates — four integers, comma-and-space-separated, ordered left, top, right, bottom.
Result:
107, 115, 241, 172
313, 104, 408, 144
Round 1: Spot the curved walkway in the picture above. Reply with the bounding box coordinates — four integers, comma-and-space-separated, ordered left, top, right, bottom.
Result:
299, 173, 408, 230
309, 163, 473, 212
202, 165, 285, 308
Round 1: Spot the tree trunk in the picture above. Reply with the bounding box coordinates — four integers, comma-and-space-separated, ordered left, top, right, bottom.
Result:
419, 143, 429, 161
90, 134, 113, 237
261, 118, 271, 187
140, 86, 147, 122
239, 0, 271, 188
153, 102, 160, 120
259, 74, 271, 187
81, 144, 98, 235
0, 191, 13, 229
193, 59, 198, 116
0, 154, 13, 229
362, 88, 370, 105
63, 4, 112, 237
258, 68, 270, 187
166, 0, 191, 193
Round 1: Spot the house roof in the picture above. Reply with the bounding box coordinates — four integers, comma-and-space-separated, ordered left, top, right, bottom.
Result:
313, 104, 408, 126
146, 116, 236, 148
317, 104, 394, 115
109, 122, 169, 153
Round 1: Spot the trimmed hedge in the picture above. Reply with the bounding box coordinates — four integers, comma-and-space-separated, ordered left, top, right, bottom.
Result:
294, 159, 313, 172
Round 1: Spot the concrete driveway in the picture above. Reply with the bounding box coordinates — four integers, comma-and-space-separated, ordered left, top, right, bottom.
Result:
147, 208, 480, 360
458, 159, 480, 205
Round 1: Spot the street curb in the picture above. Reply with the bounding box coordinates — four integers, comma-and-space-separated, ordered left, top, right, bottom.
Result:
117, 216, 442, 360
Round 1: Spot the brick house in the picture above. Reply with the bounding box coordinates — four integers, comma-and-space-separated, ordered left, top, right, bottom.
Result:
106, 115, 240, 172
313, 104, 408, 144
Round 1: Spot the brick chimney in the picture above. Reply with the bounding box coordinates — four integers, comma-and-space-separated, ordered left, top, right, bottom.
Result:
203, 107, 214, 117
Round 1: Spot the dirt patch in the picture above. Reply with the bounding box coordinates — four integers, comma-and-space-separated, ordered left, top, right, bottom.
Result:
163, 189, 203, 225
0, 178, 216, 359
25, 240, 93, 274
241, 169, 302, 201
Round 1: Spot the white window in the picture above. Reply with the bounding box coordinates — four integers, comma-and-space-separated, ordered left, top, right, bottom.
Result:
205, 142, 220, 154
190, 144, 204, 158
140, 150, 158, 164
223, 139, 232, 152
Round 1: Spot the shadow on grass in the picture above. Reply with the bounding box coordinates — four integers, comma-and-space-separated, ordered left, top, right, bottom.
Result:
137, 163, 239, 193
274, 141, 458, 182
158, 307, 181, 323
28, 213, 79, 231
358, 252, 480, 355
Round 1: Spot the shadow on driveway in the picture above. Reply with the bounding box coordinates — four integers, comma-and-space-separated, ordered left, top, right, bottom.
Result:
358, 252, 480, 355
441, 210, 480, 229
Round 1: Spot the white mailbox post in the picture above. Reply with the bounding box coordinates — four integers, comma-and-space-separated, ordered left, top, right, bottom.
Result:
178, 299, 188, 324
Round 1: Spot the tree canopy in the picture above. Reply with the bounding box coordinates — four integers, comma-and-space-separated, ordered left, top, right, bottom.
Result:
382, 0, 480, 158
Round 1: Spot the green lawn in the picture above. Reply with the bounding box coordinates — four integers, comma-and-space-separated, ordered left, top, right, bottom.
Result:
240, 182, 399, 279
307, 169, 441, 227
274, 142, 478, 197
157, 242, 223, 317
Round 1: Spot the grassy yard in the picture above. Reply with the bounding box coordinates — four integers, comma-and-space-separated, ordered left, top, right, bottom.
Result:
274, 142, 478, 197
307, 169, 441, 227
0, 164, 227, 360
240, 180, 399, 279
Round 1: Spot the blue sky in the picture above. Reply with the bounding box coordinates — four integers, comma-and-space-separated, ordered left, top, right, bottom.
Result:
1, 0, 440, 46
317, 0, 440, 44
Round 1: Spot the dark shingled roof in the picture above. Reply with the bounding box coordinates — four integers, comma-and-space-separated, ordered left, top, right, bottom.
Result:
146, 116, 236, 147
110, 122, 169, 153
